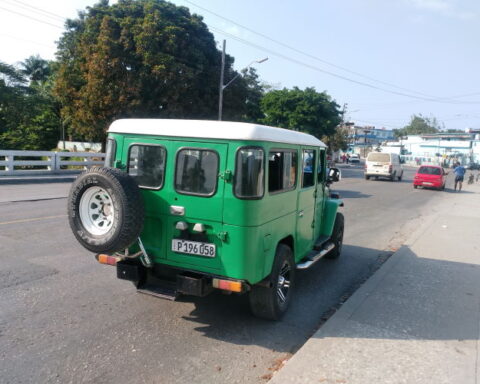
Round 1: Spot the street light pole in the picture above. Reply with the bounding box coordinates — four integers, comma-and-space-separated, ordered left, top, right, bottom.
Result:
218, 40, 226, 121
217, 39, 268, 121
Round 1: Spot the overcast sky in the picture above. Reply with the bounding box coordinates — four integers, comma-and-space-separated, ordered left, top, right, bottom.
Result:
1, 0, 479, 131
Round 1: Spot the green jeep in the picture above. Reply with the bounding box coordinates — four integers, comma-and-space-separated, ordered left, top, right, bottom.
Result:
68, 119, 344, 320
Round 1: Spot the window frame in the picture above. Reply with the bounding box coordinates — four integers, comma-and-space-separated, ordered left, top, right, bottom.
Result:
301, 148, 316, 189
127, 143, 167, 191
268, 148, 298, 195
233, 146, 265, 200
174, 147, 220, 198
104, 137, 116, 168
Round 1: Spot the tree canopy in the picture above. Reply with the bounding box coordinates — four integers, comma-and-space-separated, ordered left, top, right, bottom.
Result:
260, 87, 341, 139
54, 0, 258, 141
394, 114, 440, 138
0, 60, 60, 150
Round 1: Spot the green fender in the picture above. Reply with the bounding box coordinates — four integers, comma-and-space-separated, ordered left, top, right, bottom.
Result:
320, 198, 343, 237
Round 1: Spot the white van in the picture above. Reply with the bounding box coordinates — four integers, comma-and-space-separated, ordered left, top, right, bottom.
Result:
365, 152, 403, 181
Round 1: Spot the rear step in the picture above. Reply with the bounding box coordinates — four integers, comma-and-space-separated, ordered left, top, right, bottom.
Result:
296, 242, 335, 270
137, 282, 179, 301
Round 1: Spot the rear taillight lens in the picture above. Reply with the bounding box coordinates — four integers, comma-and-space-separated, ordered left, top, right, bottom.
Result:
389, 165, 393, 173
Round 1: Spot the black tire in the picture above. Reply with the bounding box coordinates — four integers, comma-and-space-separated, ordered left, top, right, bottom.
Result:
390, 172, 396, 182
365, 175, 370, 180
397, 172, 402, 181
414, 185, 418, 189
325, 212, 344, 259
68, 167, 144, 254
249, 244, 295, 320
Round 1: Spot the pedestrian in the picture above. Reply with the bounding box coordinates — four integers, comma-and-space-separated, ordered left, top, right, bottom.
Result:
453, 162, 466, 191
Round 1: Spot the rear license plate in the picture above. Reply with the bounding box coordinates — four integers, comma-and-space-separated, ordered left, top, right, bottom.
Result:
172, 239, 216, 257
423, 182, 433, 185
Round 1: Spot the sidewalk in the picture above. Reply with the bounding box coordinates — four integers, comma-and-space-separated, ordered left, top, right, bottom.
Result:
270, 182, 480, 384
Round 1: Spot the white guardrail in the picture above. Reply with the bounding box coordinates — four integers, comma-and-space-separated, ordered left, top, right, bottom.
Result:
0, 150, 105, 176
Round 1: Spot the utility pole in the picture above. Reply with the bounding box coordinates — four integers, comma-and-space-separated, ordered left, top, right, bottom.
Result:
218, 39, 226, 121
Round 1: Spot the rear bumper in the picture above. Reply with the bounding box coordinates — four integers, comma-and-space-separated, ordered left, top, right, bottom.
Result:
116, 260, 248, 296
365, 172, 392, 177
413, 180, 443, 188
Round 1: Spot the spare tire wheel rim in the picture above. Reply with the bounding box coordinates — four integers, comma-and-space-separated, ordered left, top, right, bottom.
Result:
79, 187, 115, 236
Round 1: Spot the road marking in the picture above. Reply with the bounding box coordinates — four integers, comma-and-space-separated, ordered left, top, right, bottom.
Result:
0, 215, 68, 226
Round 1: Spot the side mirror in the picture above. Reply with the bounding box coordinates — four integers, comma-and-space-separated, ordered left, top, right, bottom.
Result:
327, 167, 341, 183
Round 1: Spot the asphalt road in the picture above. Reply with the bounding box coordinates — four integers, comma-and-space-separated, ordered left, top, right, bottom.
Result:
0, 166, 451, 384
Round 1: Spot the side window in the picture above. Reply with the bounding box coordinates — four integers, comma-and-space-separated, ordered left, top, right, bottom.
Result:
302, 149, 316, 188
234, 147, 264, 199
175, 149, 218, 196
104, 138, 116, 167
318, 149, 326, 182
268, 149, 297, 193
128, 144, 166, 189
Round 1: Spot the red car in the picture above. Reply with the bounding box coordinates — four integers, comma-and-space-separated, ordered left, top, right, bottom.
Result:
413, 165, 447, 190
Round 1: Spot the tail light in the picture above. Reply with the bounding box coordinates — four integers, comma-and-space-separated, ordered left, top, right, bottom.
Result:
389, 165, 393, 173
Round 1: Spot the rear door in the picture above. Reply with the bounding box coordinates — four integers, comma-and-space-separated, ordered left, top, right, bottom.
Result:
165, 141, 228, 270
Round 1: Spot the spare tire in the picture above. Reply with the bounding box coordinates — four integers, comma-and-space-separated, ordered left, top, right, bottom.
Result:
67, 167, 144, 254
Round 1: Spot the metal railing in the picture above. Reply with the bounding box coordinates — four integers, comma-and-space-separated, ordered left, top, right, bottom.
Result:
0, 150, 105, 176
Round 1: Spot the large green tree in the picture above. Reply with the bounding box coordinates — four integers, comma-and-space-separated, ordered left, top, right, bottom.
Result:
260, 87, 341, 138
394, 114, 440, 138
54, 0, 257, 141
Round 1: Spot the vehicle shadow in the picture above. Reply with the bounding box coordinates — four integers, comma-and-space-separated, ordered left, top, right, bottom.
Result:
178, 244, 392, 352
333, 189, 372, 199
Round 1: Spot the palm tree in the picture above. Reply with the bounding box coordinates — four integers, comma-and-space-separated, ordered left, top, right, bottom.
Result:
20, 55, 51, 83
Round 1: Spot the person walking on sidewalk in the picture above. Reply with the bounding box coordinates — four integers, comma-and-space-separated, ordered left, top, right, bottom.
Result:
453, 162, 466, 191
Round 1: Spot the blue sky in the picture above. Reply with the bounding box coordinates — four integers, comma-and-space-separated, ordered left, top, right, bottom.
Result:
2, 0, 479, 131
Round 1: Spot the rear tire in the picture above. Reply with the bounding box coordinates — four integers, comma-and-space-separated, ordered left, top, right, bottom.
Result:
249, 244, 295, 320
325, 212, 344, 259
68, 167, 144, 254
365, 175, 370, 180
414, 185, 418, 189
397, 172, 402, 181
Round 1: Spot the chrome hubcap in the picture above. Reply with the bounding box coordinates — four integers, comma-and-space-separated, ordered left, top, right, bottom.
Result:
277, 261, 291, 304
79, 187, 114, 236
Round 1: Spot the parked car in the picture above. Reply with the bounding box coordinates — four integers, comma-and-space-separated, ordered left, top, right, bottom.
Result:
413, 165, 447, 190
67, 119, 345, 320
348, 154, 360, 163
364, 152, 403, 181
467, 163, 480, 170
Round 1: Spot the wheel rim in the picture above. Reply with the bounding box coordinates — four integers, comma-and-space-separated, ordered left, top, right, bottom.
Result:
79, 187, 114, 236
276, 261, 291, 304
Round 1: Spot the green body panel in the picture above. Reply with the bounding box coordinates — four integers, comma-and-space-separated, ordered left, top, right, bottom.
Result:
108, 133, 340, 284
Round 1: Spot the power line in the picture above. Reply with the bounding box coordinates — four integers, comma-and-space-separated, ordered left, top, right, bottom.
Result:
184, 0, 480, 105
183, 0, 467, 102
209, 25, 480, 105
0, 5, 63, 29
2, 0, 65, 22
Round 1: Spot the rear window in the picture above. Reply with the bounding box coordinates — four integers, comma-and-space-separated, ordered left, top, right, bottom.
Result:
128, 144, 166, 189
418, 167, 441, 175
175, 149, 219, 196
234, 147, 264, 199
302, 149, 315, 188
368, 153, 390, 162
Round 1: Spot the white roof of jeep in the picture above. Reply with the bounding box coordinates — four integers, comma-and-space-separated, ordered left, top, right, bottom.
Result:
108, 119, 326, 147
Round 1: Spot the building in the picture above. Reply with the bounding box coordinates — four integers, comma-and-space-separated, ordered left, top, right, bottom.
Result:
388, 132, 480, 166
345, 124, 395, 156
